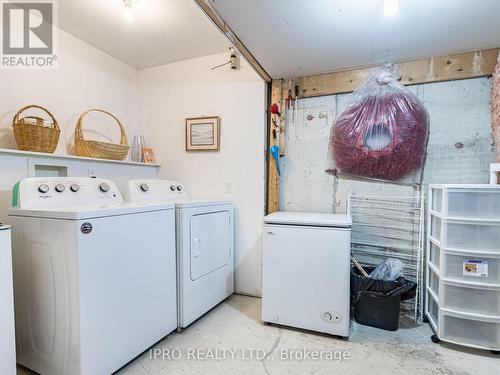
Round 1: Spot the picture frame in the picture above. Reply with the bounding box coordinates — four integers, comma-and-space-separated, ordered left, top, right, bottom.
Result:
142, 147, 156, 164
186, 116, 220, 151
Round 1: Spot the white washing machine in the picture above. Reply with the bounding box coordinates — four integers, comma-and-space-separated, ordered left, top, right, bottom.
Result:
262, 212, 352, 338
125, 179, 234, 329
9, 177, 177, 375
0, 225, 16, 375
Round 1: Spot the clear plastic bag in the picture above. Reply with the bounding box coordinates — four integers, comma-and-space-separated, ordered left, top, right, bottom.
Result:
369, 258, 405, 281
326, 63, 429, 182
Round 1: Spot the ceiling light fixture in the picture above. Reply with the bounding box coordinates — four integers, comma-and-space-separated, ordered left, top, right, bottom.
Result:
123, 0, 137, 22
384, 0, 399, 17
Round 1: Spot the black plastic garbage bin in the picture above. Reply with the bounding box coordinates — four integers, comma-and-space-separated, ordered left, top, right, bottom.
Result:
351, 267, 417, 331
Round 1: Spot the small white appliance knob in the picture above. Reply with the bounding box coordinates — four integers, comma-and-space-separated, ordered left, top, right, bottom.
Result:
70, 184, 80, 192
99, 183, 110, 193
176, 185, 183, 192
55, 184, 65, 193
38, 184, 49, 193
170, 185, 176, 191
140, 183, 149, 192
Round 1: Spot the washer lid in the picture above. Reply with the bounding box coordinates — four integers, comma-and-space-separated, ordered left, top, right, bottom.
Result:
8, 202, 174, 220
263, 212, 352, 228
175, 199, 232, 208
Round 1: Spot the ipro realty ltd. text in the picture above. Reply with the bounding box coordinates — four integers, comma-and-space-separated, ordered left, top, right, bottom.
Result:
150, 348, 351, 362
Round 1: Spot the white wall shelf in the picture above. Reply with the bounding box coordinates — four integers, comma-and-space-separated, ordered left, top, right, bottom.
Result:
0, 148, 161, 168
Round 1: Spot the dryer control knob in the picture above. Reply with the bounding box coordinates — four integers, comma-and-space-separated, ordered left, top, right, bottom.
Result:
55, 184, 65, 193
99, 183, 110, 193
140, 183, 149, 192
70, 184, 80, 192
38, 184, 49, 194
170, 185, 176, 192
176, 185, 183, 192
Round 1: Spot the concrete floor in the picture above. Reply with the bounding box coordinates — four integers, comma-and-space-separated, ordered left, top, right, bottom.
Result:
18, 294, 500, 375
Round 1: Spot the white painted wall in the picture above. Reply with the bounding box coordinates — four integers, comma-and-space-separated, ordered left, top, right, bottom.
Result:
0, 29, 145, 158
0, 28, 160, 225
139, 53, 266, 296
0, 27, 267, 297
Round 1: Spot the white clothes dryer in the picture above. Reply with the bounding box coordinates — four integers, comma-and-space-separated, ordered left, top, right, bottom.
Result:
125, 179, 234, 330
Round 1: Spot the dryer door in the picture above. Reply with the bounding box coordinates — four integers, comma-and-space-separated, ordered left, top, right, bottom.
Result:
190, 211, 231, 280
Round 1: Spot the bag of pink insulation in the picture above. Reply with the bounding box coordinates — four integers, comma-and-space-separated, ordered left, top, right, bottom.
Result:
326, 63, 429, 181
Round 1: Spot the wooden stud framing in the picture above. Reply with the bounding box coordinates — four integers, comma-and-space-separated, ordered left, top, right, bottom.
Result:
193, 0, 272, 83
267, 79, 283, 214
284, 48, 499, 99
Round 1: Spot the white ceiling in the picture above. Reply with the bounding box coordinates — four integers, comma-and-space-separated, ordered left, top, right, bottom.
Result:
210, 0, 500, 78
59, 0, 228, 69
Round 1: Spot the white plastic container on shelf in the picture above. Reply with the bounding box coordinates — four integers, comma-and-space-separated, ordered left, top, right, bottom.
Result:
441, 312, 500, 350
427, 295, 439, 326
447, 188, 500, 219
443, 250, 500, 286
443, 282, 500, 317
428, 268, 440, 296
445, 221, 500, 252
429, 240, 440, 269
430, 184, 500, 221
429, 216, 442, 240
426, 184, 500, 354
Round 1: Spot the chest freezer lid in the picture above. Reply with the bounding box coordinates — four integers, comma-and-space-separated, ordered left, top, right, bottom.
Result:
264, 212, 352, 228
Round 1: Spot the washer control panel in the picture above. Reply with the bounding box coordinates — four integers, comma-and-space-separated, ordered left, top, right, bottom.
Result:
125, 179, 189, 202
14, 177, 123, 209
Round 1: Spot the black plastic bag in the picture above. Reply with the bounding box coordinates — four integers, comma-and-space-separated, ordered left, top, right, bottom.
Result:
351, 267, 417, 305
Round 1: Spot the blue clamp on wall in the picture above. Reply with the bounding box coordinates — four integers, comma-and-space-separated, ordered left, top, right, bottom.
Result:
270, 145, 281, 176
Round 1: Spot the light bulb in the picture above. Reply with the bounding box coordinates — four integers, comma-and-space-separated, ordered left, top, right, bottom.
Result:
124, 4, 133, 22
123, 0, 137, 22
384, 0, 399, 17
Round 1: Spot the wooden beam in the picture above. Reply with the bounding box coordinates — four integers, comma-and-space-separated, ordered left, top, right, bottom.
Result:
194, 0, 272, 83
267, 79, 283, 214
285, 48, 500, 99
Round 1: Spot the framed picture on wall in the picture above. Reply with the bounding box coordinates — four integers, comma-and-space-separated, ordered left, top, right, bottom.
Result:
186, 116, 220, 151
142, 147, 156, 164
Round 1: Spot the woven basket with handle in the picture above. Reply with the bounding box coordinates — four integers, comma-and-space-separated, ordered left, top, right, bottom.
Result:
12, 105, 60, 153
74, 109, 129, 161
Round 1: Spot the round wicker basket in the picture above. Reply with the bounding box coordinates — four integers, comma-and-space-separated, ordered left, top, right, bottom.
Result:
12, 105, 60, 153
74, 109, 129, 161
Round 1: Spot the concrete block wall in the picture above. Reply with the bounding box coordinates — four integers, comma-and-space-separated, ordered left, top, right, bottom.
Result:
279, 77, 494, 212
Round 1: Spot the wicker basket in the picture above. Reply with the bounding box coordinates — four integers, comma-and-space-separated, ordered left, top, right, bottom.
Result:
12, 105, 60, 153
74, 109, 129, 161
